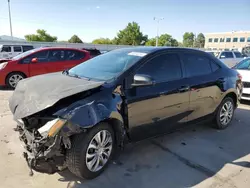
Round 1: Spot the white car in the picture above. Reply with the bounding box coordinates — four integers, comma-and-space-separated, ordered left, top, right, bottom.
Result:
0, 44, 34, 59
233, 57, 250, 100
217, 51, 245, 68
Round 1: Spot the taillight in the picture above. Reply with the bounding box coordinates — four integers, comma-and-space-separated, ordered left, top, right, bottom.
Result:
237, 73, 242, 80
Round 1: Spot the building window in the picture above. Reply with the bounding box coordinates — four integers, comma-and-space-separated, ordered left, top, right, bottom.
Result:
240, 37, 245, 42
214, 38, 218, 42
226, 38, 231, 42
220, 38, 225, 42
247, 37, 250, 42
208, 38, 213, 42
233, 37, 238, 42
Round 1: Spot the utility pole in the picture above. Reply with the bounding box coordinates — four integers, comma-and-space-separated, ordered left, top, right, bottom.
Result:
154, 17, 164, 47
7, 0, 13, 40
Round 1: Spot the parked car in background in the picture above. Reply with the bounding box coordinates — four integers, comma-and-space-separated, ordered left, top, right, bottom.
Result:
233, 57, 250, 100
9, 47, 242, 179
82, 48, 101, 58
0, 44, 34, 59
0, 47, 90, 88
217, 51, 245, 67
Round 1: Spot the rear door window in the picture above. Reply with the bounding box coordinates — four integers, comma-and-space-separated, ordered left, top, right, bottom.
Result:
234, 52, 243, 58
65, 50, 85, 60
14, 46, 22, 52
182, 54, 212, 77
48, 50, 66, 62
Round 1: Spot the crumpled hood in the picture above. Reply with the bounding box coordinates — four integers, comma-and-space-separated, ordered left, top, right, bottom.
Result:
9, 72, 104, 119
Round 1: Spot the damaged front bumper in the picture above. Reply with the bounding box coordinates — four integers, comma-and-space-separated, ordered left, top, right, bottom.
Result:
14, 118, 82, 176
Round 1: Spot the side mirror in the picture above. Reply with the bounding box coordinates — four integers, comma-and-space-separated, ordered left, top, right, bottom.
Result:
31, 57, 38, 63
220, 55, 226, 59
131, 74, 155, 87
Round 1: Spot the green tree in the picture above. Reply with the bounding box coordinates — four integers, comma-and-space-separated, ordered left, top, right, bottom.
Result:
194, 33, 205, 48
92, 38, 112, 44
115, 22, 148, 45
183, 32, 195, 47
146, 34, 178, 47
178, 42, 183, 47
25, 29, 57, 42
145, 38, 156, 46
68, 35, 83, 43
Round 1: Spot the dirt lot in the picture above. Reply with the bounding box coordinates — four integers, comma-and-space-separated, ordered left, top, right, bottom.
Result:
1, 89, 250, 188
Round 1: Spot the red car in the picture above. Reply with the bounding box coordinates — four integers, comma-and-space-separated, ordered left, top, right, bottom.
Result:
0, 47, 91, 89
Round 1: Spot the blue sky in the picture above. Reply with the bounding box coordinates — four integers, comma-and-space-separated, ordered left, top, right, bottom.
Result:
0, 0, 250, 42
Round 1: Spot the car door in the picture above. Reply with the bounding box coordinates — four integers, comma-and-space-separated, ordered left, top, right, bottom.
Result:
125, 52, 191, 141
25, 50, 51, 77
219, 52, 235, 67
63, 50, 87, 69
180, 52, 222, 121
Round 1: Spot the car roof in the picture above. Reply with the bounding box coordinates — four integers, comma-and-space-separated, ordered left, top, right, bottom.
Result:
113, 46, 205, 54
39, 47, 86, 50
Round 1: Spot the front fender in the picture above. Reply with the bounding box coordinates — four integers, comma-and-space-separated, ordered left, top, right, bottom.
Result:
54, 92, 124, 129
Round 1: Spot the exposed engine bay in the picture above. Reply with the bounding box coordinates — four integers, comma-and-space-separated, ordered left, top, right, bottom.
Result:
14, 116, 82, 175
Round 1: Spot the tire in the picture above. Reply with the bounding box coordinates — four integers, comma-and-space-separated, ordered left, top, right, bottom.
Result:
214, 97, 235, 129
66, 122, 115, 179
6, 72, 25, 89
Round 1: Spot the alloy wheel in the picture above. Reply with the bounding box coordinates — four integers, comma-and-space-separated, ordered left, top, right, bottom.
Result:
220, 101, 234, 126
9, 74, 23, 88
86, 130, 113, 172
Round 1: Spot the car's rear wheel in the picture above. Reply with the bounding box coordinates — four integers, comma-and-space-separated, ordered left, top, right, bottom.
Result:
66, 122, 115, 179
6, 72, 25, 89
214, 97, 235, 129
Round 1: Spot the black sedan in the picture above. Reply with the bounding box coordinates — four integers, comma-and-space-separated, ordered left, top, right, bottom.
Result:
9, 47, 242, 179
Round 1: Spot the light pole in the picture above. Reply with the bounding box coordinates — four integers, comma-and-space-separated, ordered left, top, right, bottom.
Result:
154, 17, 164, 47
7, 0, 13, 40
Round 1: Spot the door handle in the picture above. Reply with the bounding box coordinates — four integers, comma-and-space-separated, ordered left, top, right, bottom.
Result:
217, 78, 226, 83
178, 86, 190, 92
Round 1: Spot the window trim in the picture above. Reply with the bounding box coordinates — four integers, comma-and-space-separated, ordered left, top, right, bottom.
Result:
133, 51, 184, 84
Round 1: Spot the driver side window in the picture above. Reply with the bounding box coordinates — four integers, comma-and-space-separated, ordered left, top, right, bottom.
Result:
136, 53, 182, 83
22, 50, 49, 64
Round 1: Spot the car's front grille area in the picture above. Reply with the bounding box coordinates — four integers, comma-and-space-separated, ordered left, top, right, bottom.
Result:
242, 93, 250, 98
243, 82, 250, 88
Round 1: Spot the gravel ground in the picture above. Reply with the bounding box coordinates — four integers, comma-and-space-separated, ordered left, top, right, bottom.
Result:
0, 89, 250, 188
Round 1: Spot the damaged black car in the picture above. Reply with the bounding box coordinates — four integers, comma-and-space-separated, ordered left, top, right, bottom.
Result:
9, 47, 242, 179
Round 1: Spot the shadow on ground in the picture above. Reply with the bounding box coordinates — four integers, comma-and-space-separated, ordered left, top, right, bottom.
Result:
0, 86, 12, 91
54, 107, 250, 188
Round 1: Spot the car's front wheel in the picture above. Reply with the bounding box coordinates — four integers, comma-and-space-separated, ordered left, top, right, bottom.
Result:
214, 97, 235, 129
6, 72, 25, 89
66, 122, 115, 179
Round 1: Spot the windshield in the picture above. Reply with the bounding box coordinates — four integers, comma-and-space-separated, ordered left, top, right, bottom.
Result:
68, 49, 147, 81
11, 48, 40, 60
235, 58, 250, 70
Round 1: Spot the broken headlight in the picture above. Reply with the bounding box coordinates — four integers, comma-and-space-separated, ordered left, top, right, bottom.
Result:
38, 118, 66, 137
